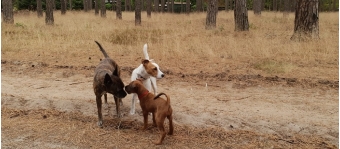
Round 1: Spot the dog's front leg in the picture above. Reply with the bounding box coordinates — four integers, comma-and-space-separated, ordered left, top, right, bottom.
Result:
142, 111, 148, 131
150, 77, 158, 95
114, 96, 122, 117
130, 94, 137, 115
96, 95, 103, 128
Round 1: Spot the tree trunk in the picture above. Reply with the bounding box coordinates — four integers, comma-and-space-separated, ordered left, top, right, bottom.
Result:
2, 0, 14, 24
234, 0, 249, 31
197, 0, 202, 12
291, 0, 319, 41
45, 0, 54, 25
147, 0, 151, 17
88, 0, 92, 10
61, 0, 67, 15
52, 0, 56, 10
69, 0, 72, 10
253, 0, 262, 15
100, 0, 106, 17
154, 0, 159, 12
126, 0, 131, 11
135, 0, 141, 25
273, 0, 278, 11
37, 0, 43, 17
186, 0, 190, 13
283, 0, 290, 17
205, 0, 218, 30
116, 0, 122, 19
95, 0, 99, 15
161, 0, 165, 12
84, 0, 88, 12
225, 0, 229, 12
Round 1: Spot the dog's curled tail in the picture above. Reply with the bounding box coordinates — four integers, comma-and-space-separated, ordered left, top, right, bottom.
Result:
95, 41, 109, 58
143, 43, 150, 60
154, 92, 170, 105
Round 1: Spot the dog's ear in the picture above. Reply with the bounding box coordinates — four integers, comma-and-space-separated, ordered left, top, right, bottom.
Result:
142, 59, 149, 65
104, 73, 113, 87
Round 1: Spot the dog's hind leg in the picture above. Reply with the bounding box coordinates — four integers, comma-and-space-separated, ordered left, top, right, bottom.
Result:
96, 95, 103, 128
114, 96, 122, 117
167, 114, 173, 135
154, 116, 166, 145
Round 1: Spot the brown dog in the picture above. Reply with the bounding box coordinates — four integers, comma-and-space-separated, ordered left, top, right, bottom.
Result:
93, 41, 127, 128
125, 79, 173, 145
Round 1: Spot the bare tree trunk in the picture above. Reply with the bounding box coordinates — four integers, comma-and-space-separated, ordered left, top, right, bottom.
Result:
197, 0, 202, 12
116, 0, 122, 19
69, 0, 72, 10
291, 0, 319, 41
161, 0, 165, 12
135, 0, 141, 25
2, 0, 14, 24
186, 0, 190, 13
100, 0, 106, 17
332, 0, 337, 11
253, 0, 262, 15
126, 0, 131, 11
273, 0, 278, 11
225, 0, 229, 12
52, 0, 56, 10
45, 0, 54, 25
205, 0, 218, 30
95, 0, 99, 15
88, 0, 92, 10
171, 0, 174, 12
234, 0, 249, 31
147, 0, 151, 17
84, 0, 88, 12
180, 0, 183, 13
154, 0, 159, 12
37, 0, 43, 17
61, 0, 67, 14
283, 0, 290, 17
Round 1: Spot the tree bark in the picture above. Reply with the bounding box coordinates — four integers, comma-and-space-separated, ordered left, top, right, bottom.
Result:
197, 0, 202, 12
234, 0, 249, 31
225, 0, 229, 12
61, 0, 67, 15
2, 0, 14, 24
291, 0, 319, 41
273, 0, 278, 11
283, 0, 290, 17
126, 0, 131, 11
116, 0, 122, 19
95, 0, 99, 15
161, 0, 165, 12
69, 0, 72, 10
186, 0, 190, 13
135, 0, 141, 25
154, 0, 159, 12
45, 0, 54, 25
253, 0, 262, 15
147, 0, 151, 17
37, 0, 43, 17
205, 0, 218, 30
100, 0, 106, 17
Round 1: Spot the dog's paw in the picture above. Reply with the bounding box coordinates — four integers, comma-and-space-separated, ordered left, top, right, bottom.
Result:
129, 110, 135, 115
97, 121, 103, 128
153, 141, 162, 145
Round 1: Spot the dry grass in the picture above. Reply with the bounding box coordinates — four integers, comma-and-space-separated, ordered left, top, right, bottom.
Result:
2, 108, 337, 148
1, 10, 338, 79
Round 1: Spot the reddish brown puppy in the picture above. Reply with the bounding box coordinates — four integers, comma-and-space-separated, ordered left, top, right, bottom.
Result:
125, 79, 173, 145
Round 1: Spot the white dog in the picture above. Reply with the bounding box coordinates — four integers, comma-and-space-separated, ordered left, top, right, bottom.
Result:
130, 44, 164, 115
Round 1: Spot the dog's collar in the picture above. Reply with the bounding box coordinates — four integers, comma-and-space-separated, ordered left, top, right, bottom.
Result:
138, 91, 149, 99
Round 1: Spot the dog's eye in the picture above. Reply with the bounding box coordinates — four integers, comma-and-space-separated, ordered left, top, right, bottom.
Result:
153, 67, 157, 71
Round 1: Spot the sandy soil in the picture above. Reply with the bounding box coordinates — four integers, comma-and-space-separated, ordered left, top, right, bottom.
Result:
1, 59, 339, 148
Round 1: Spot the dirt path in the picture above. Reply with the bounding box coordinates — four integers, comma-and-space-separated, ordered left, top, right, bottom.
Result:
1, 61, 339, 148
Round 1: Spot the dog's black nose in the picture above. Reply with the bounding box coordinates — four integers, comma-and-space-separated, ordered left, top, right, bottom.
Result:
161, 74, 165, 78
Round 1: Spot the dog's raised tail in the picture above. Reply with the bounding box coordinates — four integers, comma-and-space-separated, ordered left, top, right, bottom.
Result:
154, 92, 170, 105
95, 41, 109, 58
143, 44, 150, 60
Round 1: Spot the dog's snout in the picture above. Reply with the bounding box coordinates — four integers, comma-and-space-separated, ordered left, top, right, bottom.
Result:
161, 74, 165, 78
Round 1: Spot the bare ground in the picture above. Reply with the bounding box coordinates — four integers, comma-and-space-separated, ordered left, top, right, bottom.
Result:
1, 59, 339, 148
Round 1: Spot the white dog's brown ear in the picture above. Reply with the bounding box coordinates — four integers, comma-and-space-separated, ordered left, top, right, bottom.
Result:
142, 59, 149, 65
